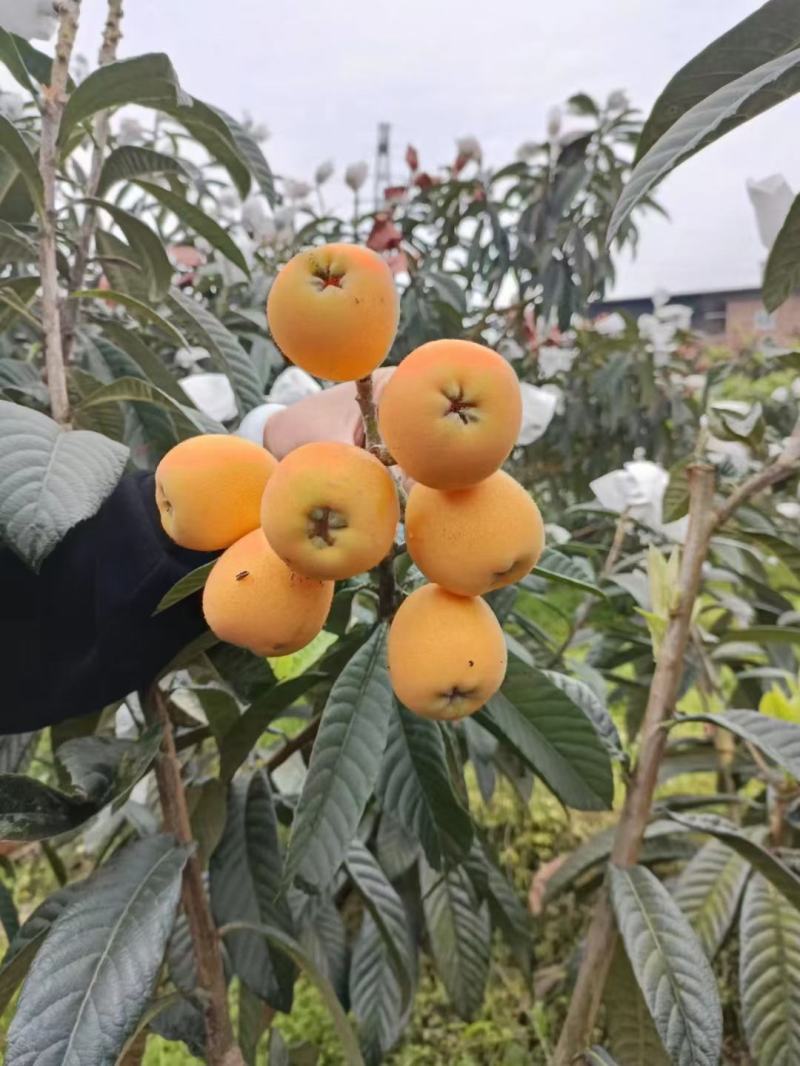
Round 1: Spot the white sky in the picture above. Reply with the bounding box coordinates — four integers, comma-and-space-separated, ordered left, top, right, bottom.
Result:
74, 0, 800, 300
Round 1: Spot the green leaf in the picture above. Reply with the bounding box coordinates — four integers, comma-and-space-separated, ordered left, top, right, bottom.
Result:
0, 778, 74, 842
136, 179, 251, 277
471, 840, 532, 977
167, 290, 263, 413
673, 837, 750, 958
542, 669, 624, 761
718, 626, 800, 646
0, 275, 40, 332
477, 658, 614, 810
83, 198, 173, 300
420, 859, 490, 1020
604, 944, 670, 1066
0, 113, 43, 212
296, 894, 348, 1004
59, 53, 190, 147
740, 871, 800, 1066
584, 1050, 622, 1066
0, 28, 36, 94
56, 725, 163, 811
609, 864, 722, 1066
210, 772, 296, 1009
70, 289, 188, 348
284, 627, 394, 891
96, 145, 190, 197
377, 702, 473, 870
677, 709, 800, 780
239, 982, 271, 1066
668, 812, 800, 911
637, 0, 800, 160
221, 921, 365, 1066
155, 560, 215, 614
0, 401, 128, 570
0, 880, 84, 1013
664, 460, 691, 522
77, 375, 225, 438
345, 840, 415, 1007
7, 835, 188, 1066
349, 913, 408, 1066
168, 97, 252, 200
0, 882, 18, 942
610, 46, 800, 242
100, 320, 190, 404
528, 547, 604, 596
215, 108, 276, 206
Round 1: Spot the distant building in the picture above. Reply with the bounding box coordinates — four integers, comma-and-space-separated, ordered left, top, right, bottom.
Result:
592, 288, 800, 351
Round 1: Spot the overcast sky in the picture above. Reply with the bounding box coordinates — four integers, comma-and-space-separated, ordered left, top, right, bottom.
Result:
74, 0, 800, 300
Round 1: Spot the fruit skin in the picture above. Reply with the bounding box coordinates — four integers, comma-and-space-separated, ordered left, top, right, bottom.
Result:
202, 529, 333, 656
377, 339, 522, 489
388, 583, 507, 720
261, 441, 399, 581
156, 435, 277, 551
267, 243, 399, 382
405, 471, 545, 597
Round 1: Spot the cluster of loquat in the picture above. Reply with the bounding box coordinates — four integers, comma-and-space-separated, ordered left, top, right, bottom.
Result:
155, 243, 544, 721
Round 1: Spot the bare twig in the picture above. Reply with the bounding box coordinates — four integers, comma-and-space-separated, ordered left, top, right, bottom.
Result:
61, 0, 125, 362
266, 715, 321, 771
356, 375, 393, 464
39, 1, 82, 424
554, 429, 800, 1060
143, 686, 244, 1066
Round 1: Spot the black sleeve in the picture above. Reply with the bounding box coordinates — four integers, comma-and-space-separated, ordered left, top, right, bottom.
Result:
1, 471, 216, 734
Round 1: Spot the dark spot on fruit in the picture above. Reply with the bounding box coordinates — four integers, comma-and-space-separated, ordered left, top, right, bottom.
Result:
235, 570, 249, 581
468, 660, 474, 667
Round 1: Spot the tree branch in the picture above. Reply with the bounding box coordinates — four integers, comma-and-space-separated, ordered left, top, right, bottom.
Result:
143, 685, 244, 1066
39, 0, 81, 425
266, 715, 321, 771
711, 419, 800, 533
61, 0, 125, 363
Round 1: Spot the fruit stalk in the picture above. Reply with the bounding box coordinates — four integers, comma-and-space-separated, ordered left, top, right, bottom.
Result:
61, 0, 125, 363
356, 374, 393, 464
143, 685, 245, 1066
39, 0, 82, 425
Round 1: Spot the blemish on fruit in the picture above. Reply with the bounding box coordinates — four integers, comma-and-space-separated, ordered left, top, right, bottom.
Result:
235, 570, 249, 581
468, 660, 474, 667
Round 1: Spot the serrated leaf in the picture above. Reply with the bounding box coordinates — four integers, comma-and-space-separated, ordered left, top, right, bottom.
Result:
678, 709, 800, 780
609, 864, 722, 1066
542, 669, 624, 761
349, 913, 408, 1066
155, 560, 215, 614
59, 54, 190, 146
668, 811, 800, 911
637, 0, 800, 160
377, 702, 473, 870
284, 627, 393, 891
673, 837, 750, 958
477, 658, 614, 810
345, 840, 414, 1007
210, 772, 295, 1009
420, 859, 490, 1020
77, 375, 225, 437
0, 401, 128, 570
136, 180, 251, 277
528, 547, 604, 596
96, 146, 189, 197
220, 920, 364, 1066
83, 198, 172, 300
7, 835, 188, 1066
740, 871, 800, 1065
610, 47, 800, 242
604, 944, 670, 1066
0, 113, 42, 212
167, 290, 263, 413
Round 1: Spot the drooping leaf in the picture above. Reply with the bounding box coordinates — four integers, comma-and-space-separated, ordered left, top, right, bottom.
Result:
668, 811, 800, 911
542, 669, 624, 761
528, 547, 604, 596
55, 725, 162, 810
83, 198, 173, 300
377, 702, 473, 870
214, 108, 276, 206
77, 375, 225, 438
349, 913, 408, 1066
295, 893, 348, 1005
609, 863, 723, 1066
59, 53, 190, 146
100, 321, 190, 404
168, 97, 252, 200
637, 0, 800, 160
155, 561, 215, 615
420, 859, 490, 1020
0, 113, 43, 212
477, 658, 614, 811
136, 180, 251, 277
609, 47, 800, 242
167, 290, 263, 413
71, 290, 188, 349
375, 813, 420, 881
210, 772, 295, 1009
470, 839, 532, 977
239, 982, 271, 1066
6, 835, 188, 1066
220, 921, 365, 1066
677, 709, 800, 780
740, 871, 800, 1065
0, 401, 129, 570
604, 944, 670, 1066
96, 146, 190, 197
673, 837, 750, 958
284, 626, 393, 892
345, 840, 414, 1007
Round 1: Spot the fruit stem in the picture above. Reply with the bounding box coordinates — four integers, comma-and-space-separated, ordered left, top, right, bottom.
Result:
355, 375, 393, 465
